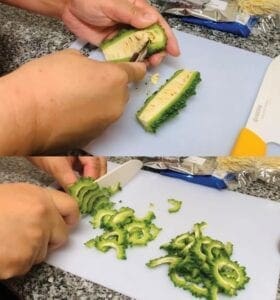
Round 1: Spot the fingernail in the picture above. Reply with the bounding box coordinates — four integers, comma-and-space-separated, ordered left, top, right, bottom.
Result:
142, 13, 157, 22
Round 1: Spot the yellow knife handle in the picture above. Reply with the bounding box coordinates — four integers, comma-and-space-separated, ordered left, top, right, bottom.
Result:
231, 128, 266, 156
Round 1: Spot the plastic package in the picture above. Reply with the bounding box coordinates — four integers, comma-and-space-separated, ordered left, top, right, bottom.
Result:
143, 157, 280, 192
143, 157, 230, 190
159, 0, 257, 37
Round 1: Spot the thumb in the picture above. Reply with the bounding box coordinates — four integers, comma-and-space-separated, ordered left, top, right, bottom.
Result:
104, 0, 158, 28
116, 62, 147, 83
46, 188, 80, 228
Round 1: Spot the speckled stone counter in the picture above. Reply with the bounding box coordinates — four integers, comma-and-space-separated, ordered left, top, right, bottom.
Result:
0, 157, 279, 300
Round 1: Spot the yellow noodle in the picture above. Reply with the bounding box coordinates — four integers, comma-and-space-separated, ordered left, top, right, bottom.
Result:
217, 157, 280, 173
238, 0, 280, 15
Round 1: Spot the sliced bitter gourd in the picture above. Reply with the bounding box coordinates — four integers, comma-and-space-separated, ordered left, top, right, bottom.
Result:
67, 177, 120, 215
137, 69, 201, 133
91, 209, 117, 229
147, 222, 250, 299
168, 199, 182, 213
212, 257, 250, 295
146, 256, 180, 268
95, 239, 127, 260
101, 24, 167, 62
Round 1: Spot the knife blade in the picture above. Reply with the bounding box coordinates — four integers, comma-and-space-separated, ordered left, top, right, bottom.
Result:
130, 41, 150, 62
231, 55, 280, 156
95, 159, 143, 188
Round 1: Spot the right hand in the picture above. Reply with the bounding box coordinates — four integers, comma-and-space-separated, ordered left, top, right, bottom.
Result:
0, 49, 146, 154
0, 183, 80, 279
29, 156, 107, 190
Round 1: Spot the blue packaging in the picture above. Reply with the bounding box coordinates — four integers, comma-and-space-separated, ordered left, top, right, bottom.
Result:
181, 16, 258, 37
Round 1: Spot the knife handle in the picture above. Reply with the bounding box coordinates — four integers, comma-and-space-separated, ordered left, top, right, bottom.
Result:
231, 128, 266, 156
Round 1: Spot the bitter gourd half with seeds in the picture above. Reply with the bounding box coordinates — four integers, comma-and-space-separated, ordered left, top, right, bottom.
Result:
101, 24, 167, 62
137, 69, 201, 133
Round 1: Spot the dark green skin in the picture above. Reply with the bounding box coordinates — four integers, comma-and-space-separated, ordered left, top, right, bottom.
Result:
68, 178, 95, 198
77, 184, 99, 200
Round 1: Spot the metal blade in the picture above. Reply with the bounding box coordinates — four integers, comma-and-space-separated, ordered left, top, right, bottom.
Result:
130, 41, 149, 62
246, 55, 280, 144
96, 160, 143, 188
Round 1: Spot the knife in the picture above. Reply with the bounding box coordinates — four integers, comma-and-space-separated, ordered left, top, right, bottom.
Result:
130, 41, 150, 62
95, 159, 143, 188
231, 55, 280, 156
49, 159, 143, 190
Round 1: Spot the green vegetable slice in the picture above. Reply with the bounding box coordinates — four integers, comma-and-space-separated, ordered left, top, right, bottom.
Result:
168, 199, 182, 213
147, 222, 250, 299
146, 256, 180, 268
90, 209, 117, 229
95, 239, 127, 260
169, 270, 208, 298
212, 257, 250, 295
69, 177, 161, 259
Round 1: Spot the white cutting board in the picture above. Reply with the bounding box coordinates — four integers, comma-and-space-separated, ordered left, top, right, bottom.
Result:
47, 163, 280, 300
84, 30, 280, 156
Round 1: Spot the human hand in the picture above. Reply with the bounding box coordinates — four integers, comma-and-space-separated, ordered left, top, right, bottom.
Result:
29, 156, 107, 190
61, 0, 180, 66
0, 183, 79, 279
0, 49, 146, 155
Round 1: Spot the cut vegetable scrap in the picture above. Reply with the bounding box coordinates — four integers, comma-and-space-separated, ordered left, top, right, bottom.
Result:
168, 199, 182, 213
150, 73, 160, 85
146, 222, 250, 299
101, 24, 167, 62
137, 69, 201, 133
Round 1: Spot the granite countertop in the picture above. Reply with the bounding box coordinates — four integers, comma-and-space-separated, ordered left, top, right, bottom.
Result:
0, 1, 280, 299
0, 157, 279, 300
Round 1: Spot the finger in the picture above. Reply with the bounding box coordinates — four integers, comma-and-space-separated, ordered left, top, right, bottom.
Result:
63, 6, 119, 45
157, 15, 180, 57
48, 157, 78, 190
48, 219, 69, 251
103, 0, 157, 29
99, 157, 107, 176
33, 237, 49, 265
46, 189, 80, 228
116, 62, 147, 82
148, 51, 167, 67
138, 2, 180, 57
79, 156, 101, 179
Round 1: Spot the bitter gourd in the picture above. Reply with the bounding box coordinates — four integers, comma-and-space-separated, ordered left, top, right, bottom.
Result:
101, 24, 167, 62
168, 199, 182, 213
146, 222, 250, 299
67, 177, 121, 215
69, 178, 161, 259
137, 69, 201, 133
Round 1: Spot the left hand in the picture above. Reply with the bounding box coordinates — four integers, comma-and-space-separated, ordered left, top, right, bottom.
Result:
29, 156, 107, 190
61, 0, 180, 66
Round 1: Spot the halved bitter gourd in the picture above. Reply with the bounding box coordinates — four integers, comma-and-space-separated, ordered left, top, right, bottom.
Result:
136, 69, 201, 133
100, 24, 167, 62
